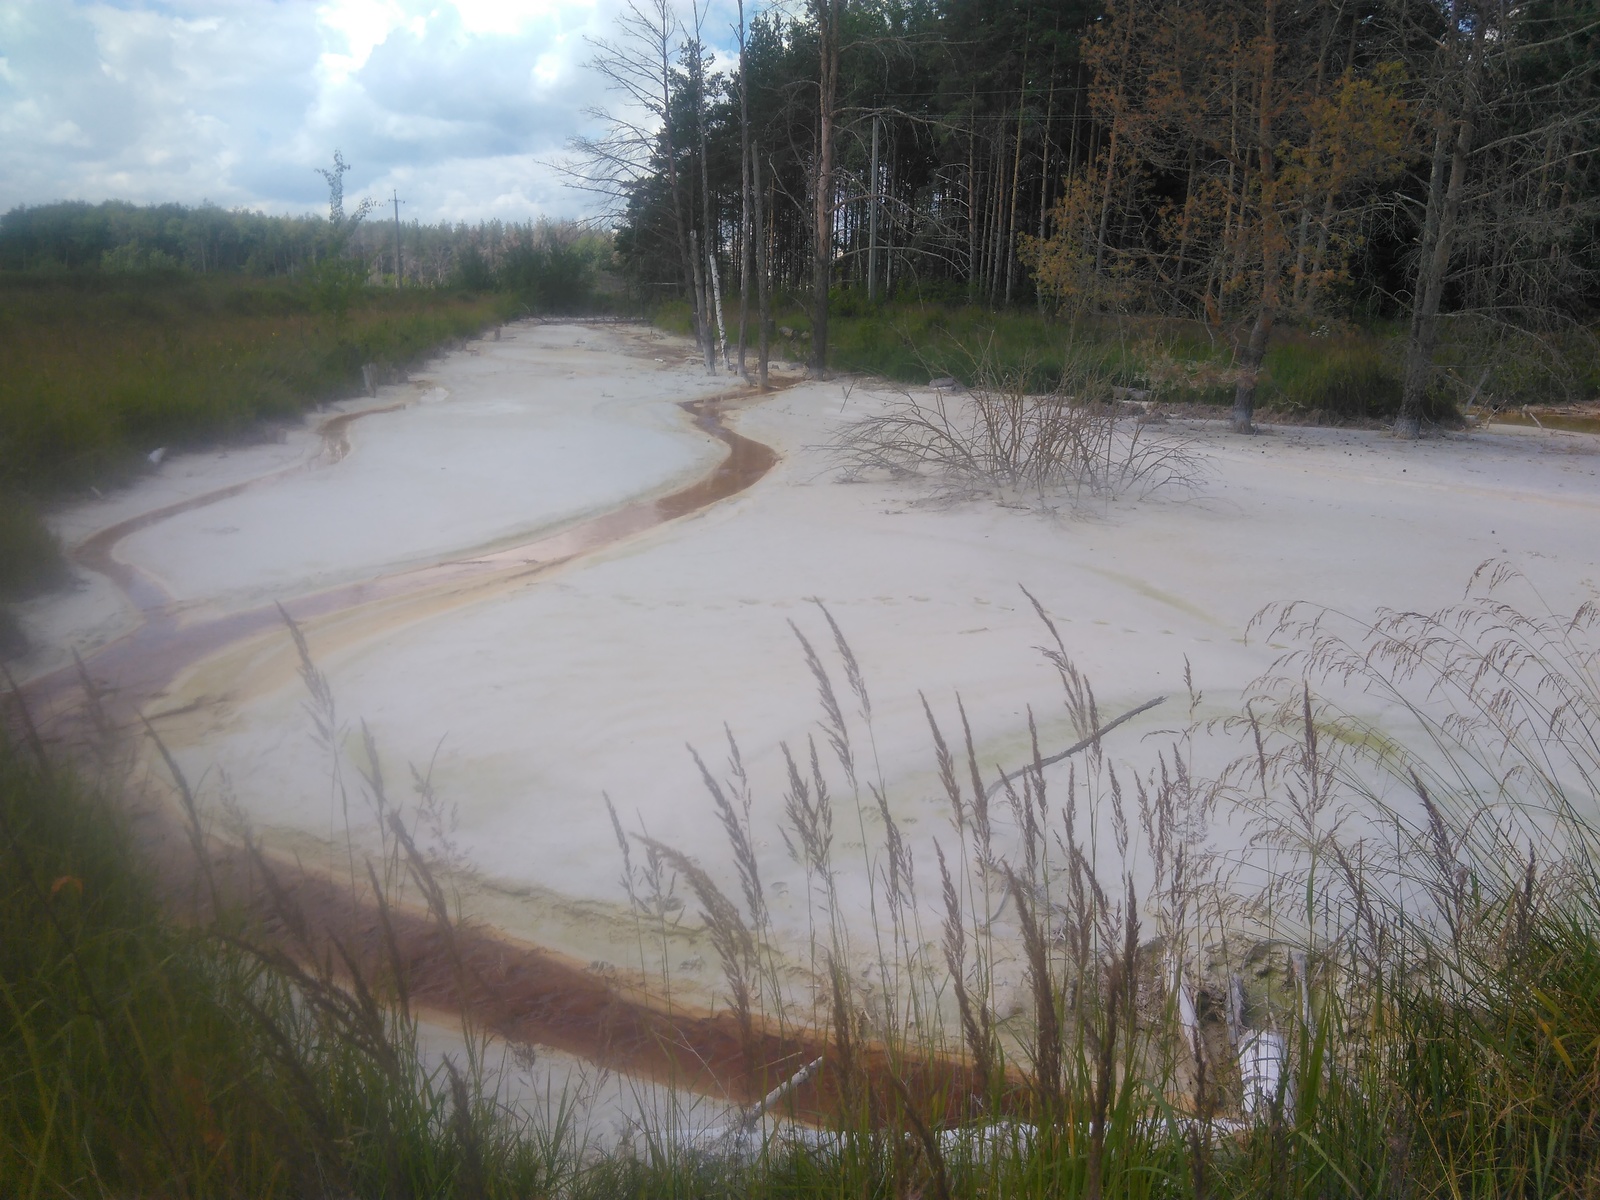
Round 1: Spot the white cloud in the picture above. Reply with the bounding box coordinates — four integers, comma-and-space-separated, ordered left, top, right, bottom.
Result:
0, 0, 726, 223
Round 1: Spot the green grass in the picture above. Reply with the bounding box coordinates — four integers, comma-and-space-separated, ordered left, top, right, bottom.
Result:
1254, 331, 1404, 420
0, 502, 65, 602
0, 271, 516, 496
0, 732, 582, 1198
659, 297, 1425, 417
592, 576, 1600, 1198
0, 270, 517, 608
7, 272, 1600, 1192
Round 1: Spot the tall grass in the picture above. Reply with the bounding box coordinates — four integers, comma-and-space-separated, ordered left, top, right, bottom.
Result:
0, 271, 516, 498
613, 568, 1600, 1197
0, 663, 579, 1197
8, 560, 1600, 1196
667, 297, 1457, 426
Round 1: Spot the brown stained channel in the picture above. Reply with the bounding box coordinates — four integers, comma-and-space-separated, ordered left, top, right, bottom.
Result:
24, 390, 776, 722
8, 377, 1001, 1124
72, 402, 409, 615
152, 815, 998, 1125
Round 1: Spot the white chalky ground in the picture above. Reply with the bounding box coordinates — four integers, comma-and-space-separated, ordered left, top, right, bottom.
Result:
19, 319, 1600, 1019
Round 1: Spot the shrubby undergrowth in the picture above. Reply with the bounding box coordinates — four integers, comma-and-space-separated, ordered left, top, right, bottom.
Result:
671, 298, 1594, 426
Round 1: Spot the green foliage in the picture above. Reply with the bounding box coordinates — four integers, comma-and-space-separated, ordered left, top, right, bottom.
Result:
0, 502, 66, 603
1258, 335, 1409, 421
0, 272, 514, 497
776, 301, 1119, 389
7, 559, 1600, 1195
598, 0, 1595, 418
307, 255, 372, 327
0, 202, 619, 313
0, 735, 581, 1198
0, 200, 325, 275
452, 244, 496, 291
755, 301, 1422, 417
496, 231, 613, 313
99, 241, 185, 274
653, 298, 698, 338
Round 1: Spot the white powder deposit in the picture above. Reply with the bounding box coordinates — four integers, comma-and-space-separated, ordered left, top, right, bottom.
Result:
20, 319, 1600, 1012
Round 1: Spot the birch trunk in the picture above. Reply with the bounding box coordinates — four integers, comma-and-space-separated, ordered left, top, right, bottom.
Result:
709, 245, 729, 370
694, 34, 717, 373
736, 0, 752, 378
654, 4, 702, 361
868, 115, 880, 302
811, 0, 841, 377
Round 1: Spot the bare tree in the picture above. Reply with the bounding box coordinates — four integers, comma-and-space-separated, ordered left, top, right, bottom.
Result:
1392, 0, 1599, 436
736, 0, 754, 379
315, 150, 376, 238
689, 4, 726, 370
573, 0, 711, 365
1230, 0, 1283, 435
753, 138, 773, 389
811, 0, 844, 377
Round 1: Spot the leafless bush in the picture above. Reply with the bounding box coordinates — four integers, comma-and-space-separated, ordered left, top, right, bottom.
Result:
833, 350, 1205, 505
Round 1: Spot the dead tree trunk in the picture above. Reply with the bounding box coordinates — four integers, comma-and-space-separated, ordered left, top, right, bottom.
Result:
1037, 74, 1056, 315
811, 0, 842, 377
1395, 24, 1483, 439
868, 114, 880, 302
692, 24, 718, 372
646, 1, 702, 361
1094, 2, 1135, 283
753, 140, 772, 389
1005, 68, 1027, 305
1231, 0, 1280, 434
736, 0, 753, 378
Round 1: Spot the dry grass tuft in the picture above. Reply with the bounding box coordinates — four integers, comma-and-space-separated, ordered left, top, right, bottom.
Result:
833, 343, 1206, 507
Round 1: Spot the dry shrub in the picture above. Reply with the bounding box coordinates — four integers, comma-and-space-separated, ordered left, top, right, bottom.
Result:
833, 345, 1204, 505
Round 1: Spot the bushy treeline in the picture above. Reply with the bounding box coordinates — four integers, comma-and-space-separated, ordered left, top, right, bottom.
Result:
0, 199, 615, 310
585, 0, 1598, 428
0, 200, 326, 275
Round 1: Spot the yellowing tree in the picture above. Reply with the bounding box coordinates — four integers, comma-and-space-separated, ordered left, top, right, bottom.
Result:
1023, 0, 1410, 431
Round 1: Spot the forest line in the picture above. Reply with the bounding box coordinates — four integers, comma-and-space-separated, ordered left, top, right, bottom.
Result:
579, 0, 1598, 433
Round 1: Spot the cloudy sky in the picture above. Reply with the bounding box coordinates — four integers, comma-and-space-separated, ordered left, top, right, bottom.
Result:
0, 0, 740, 223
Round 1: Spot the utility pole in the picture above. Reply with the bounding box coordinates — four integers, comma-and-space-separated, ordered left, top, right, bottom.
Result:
868, 114, 880, 303
391, 189, 404, 288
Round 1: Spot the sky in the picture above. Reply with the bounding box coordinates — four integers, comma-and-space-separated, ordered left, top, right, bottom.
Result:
0, 0, 743, 224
